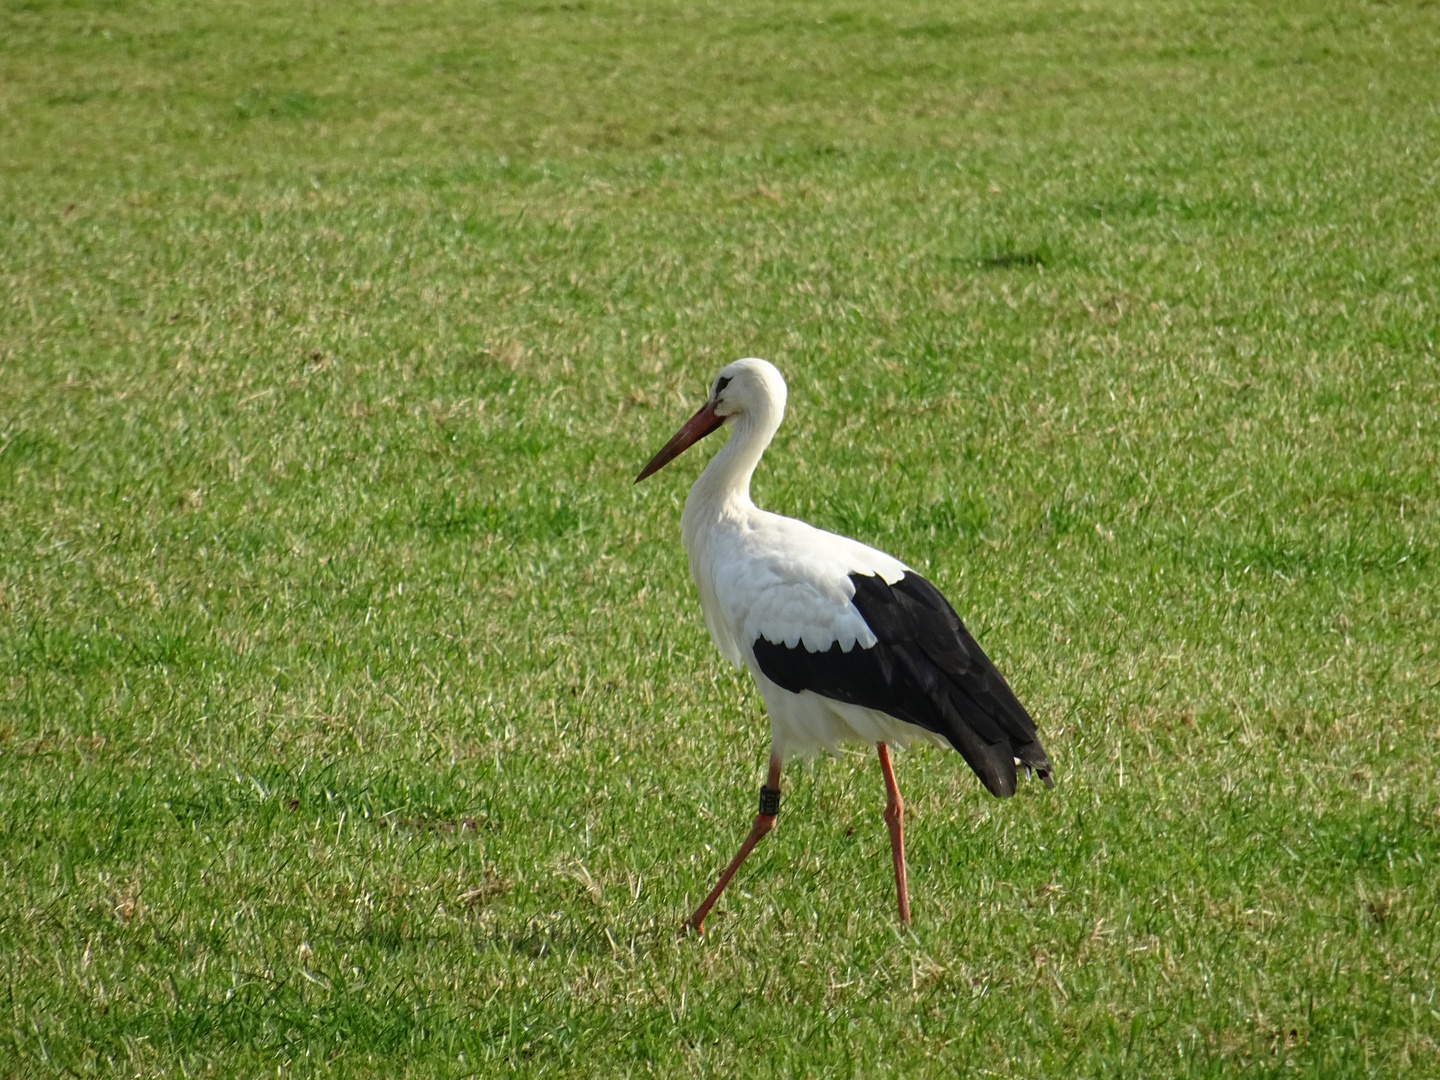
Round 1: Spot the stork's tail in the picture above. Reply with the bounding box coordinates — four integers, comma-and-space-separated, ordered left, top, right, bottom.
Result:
1019, 740, 1055, 789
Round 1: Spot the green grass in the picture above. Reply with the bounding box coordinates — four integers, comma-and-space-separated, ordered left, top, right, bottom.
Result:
2, 0, 1438, 1074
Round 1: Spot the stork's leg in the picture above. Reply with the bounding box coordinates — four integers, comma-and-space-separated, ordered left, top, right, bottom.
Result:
684, 753, 782, 935
877, 742, 911, 924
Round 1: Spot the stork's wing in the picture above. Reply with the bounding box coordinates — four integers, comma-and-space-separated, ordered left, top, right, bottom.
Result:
751, 571, 1053, 798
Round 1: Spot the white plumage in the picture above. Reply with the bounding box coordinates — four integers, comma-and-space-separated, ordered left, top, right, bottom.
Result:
675, 360, 940, 756
695, 509, 937, 757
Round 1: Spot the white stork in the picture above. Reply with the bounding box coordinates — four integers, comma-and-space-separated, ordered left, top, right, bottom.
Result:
636, 358, 1053, 933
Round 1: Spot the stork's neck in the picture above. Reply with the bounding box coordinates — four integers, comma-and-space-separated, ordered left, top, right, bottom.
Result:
680, 407, 781, 552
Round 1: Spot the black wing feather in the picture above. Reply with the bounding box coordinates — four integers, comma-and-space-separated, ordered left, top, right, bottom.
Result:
751, 571, 1053, 798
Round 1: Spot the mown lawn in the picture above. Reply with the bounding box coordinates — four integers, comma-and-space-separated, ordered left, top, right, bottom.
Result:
2, 0, 1437, 1075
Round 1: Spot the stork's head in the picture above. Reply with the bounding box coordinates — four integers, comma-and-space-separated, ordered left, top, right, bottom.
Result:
635, 358, 787, 482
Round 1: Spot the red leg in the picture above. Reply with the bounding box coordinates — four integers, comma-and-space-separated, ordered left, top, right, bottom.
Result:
684, 754, 782, 934
877, 742, 911, 924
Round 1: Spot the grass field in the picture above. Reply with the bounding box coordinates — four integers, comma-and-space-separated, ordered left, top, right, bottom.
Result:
2, 0, 1438, 1075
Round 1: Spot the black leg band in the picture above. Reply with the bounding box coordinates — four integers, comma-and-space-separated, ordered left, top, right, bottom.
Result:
758, 785, 781, 817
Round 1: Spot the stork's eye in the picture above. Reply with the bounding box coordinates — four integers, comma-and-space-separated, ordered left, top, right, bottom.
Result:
714, 376, 732, 397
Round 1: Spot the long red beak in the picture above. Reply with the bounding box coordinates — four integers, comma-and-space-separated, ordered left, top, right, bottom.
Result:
635, 399, 725, 483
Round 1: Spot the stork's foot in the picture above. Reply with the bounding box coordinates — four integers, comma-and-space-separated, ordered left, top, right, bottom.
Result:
683, 763, 783, 936
683, 808, 776, 934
